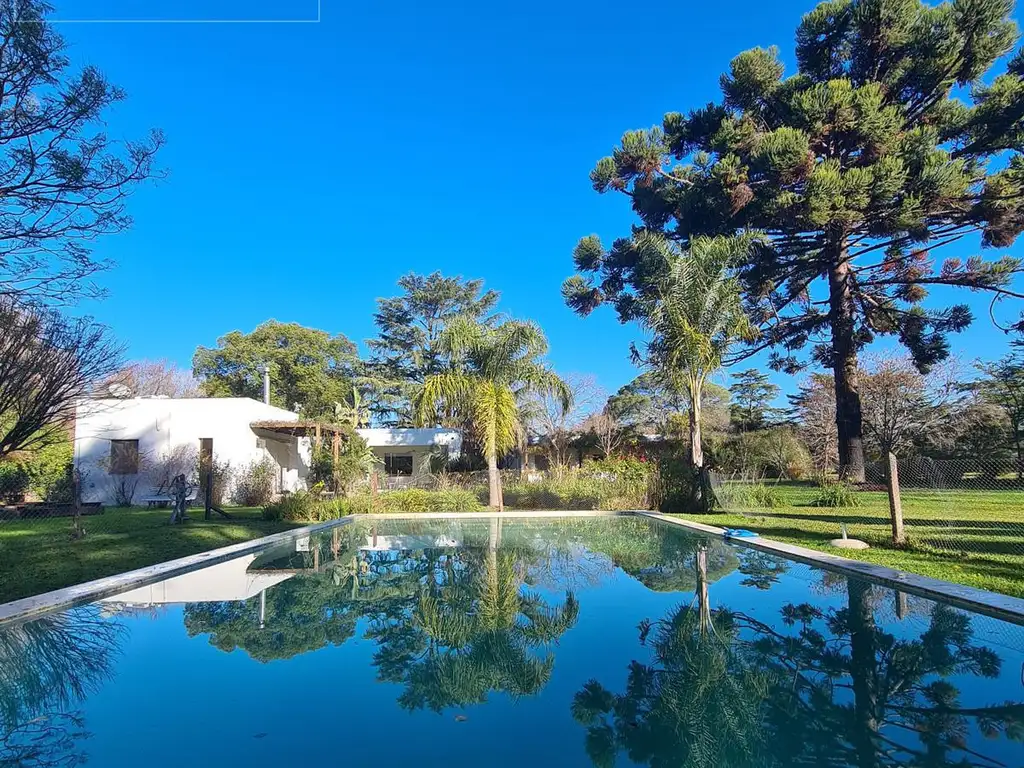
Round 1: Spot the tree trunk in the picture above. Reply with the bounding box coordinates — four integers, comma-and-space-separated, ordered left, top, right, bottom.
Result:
828, 249, 866, 482
847, 578, 881, 768
688, 378, 712, 513
487, 447, 503, 511
689, 388, 704, 469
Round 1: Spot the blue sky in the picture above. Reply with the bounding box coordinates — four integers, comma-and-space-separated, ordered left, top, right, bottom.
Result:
52, 0, 1024, 402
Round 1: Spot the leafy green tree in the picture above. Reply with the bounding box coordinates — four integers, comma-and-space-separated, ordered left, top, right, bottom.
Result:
569, 232, 756, 509
564, 0, 1024, 481
192, 320, 360, 418
608, 371, 730, 439
416, 317, 571, 510
974, 348, 1024, 470
729, 369, 781, 432
368, 272, 499, 425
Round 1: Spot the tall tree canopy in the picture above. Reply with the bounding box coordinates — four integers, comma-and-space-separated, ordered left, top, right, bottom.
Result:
729, 369, 782, 431
192, 320, 359, 419
564, 0, 1024, 480
0, 0, 162, 305
368, 272, 499, 425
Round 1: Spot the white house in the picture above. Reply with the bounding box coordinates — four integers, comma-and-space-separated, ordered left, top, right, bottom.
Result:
73, 397, 462, 505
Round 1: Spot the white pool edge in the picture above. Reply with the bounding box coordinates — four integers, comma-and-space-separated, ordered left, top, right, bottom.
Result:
2, 508, 1022, 628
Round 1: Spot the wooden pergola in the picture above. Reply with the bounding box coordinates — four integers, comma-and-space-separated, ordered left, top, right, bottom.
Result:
250, 420, 351, 460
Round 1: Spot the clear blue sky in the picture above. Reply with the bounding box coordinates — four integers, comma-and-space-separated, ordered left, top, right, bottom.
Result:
53, 0, 1024, 401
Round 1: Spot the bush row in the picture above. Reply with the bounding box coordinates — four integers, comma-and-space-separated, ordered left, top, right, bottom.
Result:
262, 487, 482, 522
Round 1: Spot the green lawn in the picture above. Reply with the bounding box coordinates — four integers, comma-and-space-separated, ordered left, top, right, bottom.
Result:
688, 482, 1024, 598
0, 507, 300, 604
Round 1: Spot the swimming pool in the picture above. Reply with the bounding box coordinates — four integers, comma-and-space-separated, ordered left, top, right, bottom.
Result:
1, 515, 1021, 767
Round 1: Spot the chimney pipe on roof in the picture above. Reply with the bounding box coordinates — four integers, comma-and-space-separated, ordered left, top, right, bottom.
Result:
261, 364, 271, 405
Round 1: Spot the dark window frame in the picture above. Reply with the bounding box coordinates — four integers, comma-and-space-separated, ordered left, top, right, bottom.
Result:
384, 453, 414, 476
109, 439, 140, 475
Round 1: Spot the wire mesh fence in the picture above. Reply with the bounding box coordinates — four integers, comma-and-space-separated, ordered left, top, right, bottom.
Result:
711, 456, 1024, 560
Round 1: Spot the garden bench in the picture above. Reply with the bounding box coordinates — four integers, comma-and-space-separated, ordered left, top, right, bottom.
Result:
140, 489, 197, 508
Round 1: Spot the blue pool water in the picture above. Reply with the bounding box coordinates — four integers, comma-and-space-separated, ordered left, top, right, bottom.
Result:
1, 516, 1022, 767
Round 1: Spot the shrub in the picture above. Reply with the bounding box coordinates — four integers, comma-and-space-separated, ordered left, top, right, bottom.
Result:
717, 427, 812, 480
264, 492, 324, 522
0, 462, 30, 503
501, 470, 649, 511
19, 438, 74, 501
715, 480, 783, 510
208, 457, 232, 507
349, 488, 482, 514
233, 458, 276, 506
811, 478, 860, 508
262, 487, 482, 521
649, 451, 715, 514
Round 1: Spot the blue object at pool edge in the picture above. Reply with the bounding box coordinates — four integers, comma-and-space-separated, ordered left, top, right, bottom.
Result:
724, 528, 759, 538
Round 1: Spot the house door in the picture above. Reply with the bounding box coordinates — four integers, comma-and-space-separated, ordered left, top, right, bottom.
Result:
199, 438, 213, 502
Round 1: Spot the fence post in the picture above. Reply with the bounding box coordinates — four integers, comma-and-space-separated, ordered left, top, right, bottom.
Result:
886, 452, 906, 546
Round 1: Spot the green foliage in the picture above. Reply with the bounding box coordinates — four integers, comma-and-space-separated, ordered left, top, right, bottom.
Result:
232, 458, 276, 507
567, 0, 1024, 477
348, 488, 482, 514
262, 492, 323, 522
416, 316, 571, 509
17, 437, 74, 502
367, 272, 500, 425
716, 481, 783, 510
717, 427, 813, 480
192, 320, 360, 418
811, 477, 861, 507
728, 369, 781, 431
0, 462, 30, 503
502, 464, 651, 511
651, 451, 708, 514
262, 488, 482, 521
308, 429, 378, 494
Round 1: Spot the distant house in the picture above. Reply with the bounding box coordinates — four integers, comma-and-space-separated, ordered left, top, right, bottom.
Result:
74, 397, 462, 505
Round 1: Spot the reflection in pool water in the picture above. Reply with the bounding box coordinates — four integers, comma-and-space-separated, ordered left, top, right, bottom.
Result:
1, 517, 1021, 767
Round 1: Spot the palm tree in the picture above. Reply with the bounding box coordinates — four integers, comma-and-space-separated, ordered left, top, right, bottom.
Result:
635, 232, 758, 508
416, 316, 571, 510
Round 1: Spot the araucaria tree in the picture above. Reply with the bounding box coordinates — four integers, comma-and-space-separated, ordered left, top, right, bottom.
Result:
416, 317, 571, 510
566, 232, 756, 509
563, 0, 1024, 481
0, 0, 162, 304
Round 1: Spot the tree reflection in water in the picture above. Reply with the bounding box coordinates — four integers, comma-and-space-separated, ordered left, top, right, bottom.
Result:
0, 607, 124, 767
572, 546, 1024, 768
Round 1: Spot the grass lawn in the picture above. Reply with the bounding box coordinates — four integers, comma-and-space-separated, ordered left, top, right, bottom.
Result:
687, 482, 1024, 598
0, 506, 301, 605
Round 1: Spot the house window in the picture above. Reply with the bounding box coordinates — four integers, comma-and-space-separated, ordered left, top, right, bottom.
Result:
109, 439, 140, 475
384, 453, 414, 476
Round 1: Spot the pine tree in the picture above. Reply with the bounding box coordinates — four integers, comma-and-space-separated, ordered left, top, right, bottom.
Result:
368, 272, 499, 425
728, 369, 782, 431
564, 0, 1024, 480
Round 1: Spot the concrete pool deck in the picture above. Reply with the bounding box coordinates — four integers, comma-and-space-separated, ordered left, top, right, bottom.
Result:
2, 509, 1023, 628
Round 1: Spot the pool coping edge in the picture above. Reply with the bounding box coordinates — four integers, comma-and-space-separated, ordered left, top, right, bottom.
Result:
636, 511, 1024, 627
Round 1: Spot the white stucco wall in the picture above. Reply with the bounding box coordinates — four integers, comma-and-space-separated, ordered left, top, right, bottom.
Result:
74, 398, 309, 504
356, 428, 463, 477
